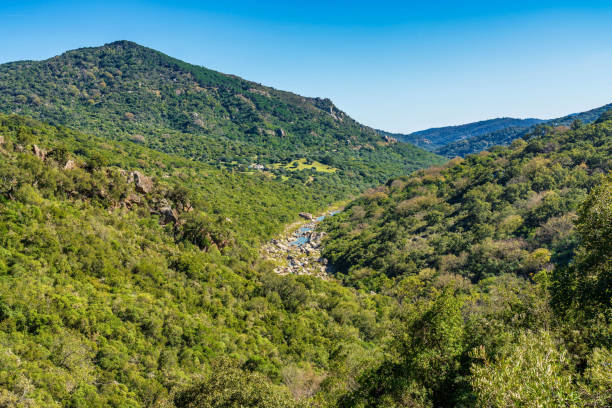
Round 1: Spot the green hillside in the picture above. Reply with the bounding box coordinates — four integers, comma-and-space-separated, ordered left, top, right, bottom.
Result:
378, 117, 544, 151
0, 41, 443, 189
321, 114, 611, 406
324, 116, 612, 289
0, 40, 610, 408
434, 103, 612, 158
0, 114, 400, 407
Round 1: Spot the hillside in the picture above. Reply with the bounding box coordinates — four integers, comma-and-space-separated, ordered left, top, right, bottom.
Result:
324, 114, 612, 289
378, 117, 544, 151
0, 41, 443, 190
436, 102, 612, 157
0, 114, 401, 407
321, 112, 611, 407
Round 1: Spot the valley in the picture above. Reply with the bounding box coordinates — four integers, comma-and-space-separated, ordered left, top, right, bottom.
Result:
261, 208, 342, 278
0, 40, 609, 408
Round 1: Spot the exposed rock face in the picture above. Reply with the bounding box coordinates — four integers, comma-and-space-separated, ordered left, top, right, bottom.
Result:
131, 171, 153, 194
63, 159, 76, 170
123, 193, 141, 208
0, 135, 4, 145
299, 212, 313, 220
276, 128, 286, 137
160, 206, 179, 224
32, 144, 46, 160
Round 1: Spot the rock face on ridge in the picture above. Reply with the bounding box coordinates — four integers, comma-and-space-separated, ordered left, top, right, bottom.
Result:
131, 171, 153, 194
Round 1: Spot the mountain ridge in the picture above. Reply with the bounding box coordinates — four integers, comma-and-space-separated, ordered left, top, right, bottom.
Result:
381, 102, 612, 158
0, 40, 443, 189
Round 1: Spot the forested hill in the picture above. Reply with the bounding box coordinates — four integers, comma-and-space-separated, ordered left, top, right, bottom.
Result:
0, 113, 400, 407
378, 117, 544, 151
324, 112, 612, 290
0, 40, 442, 188
320, 111, 611, 407
436, 102, 612, 157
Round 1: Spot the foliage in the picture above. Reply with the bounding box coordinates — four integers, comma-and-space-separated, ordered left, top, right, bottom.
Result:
379, 117, 544, 152
0, 115, 393, 407
0, 41, 443, 191
323, 117, 612, 291
470, 330, 582, 408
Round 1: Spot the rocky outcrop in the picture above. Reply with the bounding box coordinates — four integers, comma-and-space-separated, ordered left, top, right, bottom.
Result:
299, 212, 313, 220
32, 144, 46, 160
63, 159, 76, 170
131, 171, 153, 194
0, 136, 4, 145
160, 206, 179, 224
276, 128, 286, 137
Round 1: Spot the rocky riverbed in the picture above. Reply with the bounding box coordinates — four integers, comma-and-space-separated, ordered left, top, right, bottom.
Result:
261, 209, 341, 278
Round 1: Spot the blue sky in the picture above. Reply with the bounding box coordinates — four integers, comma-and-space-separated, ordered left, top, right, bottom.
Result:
1, 1, 612, 132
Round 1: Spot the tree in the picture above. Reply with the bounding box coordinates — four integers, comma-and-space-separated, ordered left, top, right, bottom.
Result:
174, 358, 300, 408
551, 175, 611, 317
470, 330, 582, 407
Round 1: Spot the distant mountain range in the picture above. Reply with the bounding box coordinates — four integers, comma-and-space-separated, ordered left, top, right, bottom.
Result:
381, 102, 612, 157
378, 117, 545, 151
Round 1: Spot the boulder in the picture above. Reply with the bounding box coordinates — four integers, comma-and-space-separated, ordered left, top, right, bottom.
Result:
0, 135, 4, 145
276, 128, 286, 137
299, 212, 313, 220
32, 144, 46, 160
63, 159, 76, 170
131, 171, 153, 194
160, 206, 179, 224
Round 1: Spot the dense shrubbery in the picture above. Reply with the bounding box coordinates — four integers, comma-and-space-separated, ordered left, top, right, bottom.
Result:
322, 114, 611, 407
0, 41, 442, 190
0, 115, 395, 407
323, 118, 611, 290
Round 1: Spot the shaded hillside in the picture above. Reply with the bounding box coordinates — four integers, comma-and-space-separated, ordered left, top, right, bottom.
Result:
0, 41, 443, 189
436, 102, 612, 157
378, 117, 544, 151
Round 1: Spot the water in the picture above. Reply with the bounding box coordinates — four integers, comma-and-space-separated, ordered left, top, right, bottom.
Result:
290, 236, 309, 246
290, 210, 341, 246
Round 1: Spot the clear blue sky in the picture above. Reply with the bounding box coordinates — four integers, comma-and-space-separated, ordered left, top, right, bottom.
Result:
2, 1, 612, 132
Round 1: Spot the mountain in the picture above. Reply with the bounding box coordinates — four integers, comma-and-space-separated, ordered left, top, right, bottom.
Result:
0, 42, 443, 408
436, 102, 612, 157
1, 40, 610, 408
322, 111, 612, 406
0, 40, 443, 190
324, 112, 612, 288
378, 117, 544, 151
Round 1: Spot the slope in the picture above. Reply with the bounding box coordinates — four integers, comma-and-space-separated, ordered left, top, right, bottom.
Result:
378, 117, 544, 151
0, 114, 398, 407
321, 111, 612, 407
323, 111, 612, 290
0, 40, 443, 190
435, 102, 612, 157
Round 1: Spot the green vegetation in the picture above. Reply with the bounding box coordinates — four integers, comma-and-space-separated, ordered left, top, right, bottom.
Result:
379, 117, 544, 152
382, 103, 612, 158
321, 114, 612, 406
0, 40, 610, 407
271, 158, 337, 173
0, 41, 443, 190
0, 114, 396, 407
